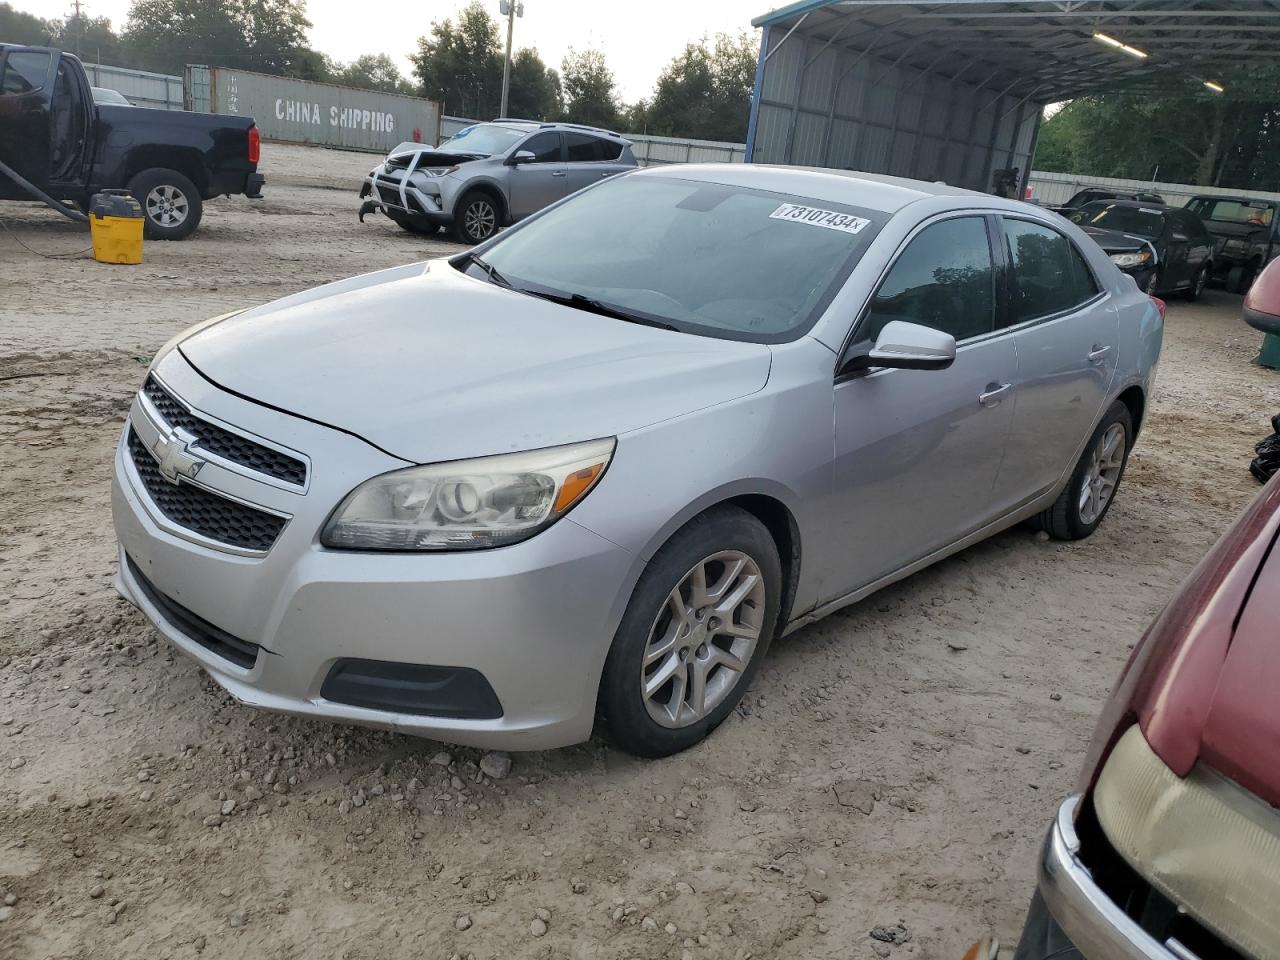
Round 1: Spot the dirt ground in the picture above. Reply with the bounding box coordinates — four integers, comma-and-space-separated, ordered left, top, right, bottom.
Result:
2, 143, 1278, 960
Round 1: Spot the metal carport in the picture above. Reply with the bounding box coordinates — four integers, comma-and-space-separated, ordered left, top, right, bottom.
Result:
745, 1, 1280, 195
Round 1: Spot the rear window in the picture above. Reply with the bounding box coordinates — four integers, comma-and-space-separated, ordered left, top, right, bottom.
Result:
1070, 202, 1166, 240
1187, 198, 1275, 228
1, 50, 51, 95
476, 174, 885, 343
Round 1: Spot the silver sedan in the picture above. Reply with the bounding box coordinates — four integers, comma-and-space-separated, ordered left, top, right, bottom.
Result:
112, 164, 1163, 756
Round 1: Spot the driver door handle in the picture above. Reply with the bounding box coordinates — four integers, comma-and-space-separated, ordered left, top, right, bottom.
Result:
1088, 344, 1113, 363
979, 382, 1012, 408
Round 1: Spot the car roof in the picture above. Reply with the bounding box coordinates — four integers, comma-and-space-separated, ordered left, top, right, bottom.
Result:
1080, 199, 1171, 212
479, 118, 630, 141
1189, 194, 1279, 207
630, 163, 993, 215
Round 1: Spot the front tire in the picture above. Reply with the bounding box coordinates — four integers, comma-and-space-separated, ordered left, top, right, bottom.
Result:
127, 168, 202, 240
389, 212, 439, 236
451, 191, 500, 244
1034, 402, 1133, 541
600, 507, 781, 758
1228, 263, 1257, 295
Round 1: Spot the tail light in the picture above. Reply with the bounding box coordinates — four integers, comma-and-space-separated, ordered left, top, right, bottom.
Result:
1151, 295, 1166, 319
248, 126, 261, 165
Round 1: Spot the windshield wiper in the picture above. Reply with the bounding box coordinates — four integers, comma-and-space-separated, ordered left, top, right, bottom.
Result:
519, 290, 680, 331
461, 251, 511, 289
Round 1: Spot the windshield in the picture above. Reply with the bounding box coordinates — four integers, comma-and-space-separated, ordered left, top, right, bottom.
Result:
471, 174, 884, 342
1187, 198, 1275, 228
1070, 203, 1165, 240
437, 124, 527, 156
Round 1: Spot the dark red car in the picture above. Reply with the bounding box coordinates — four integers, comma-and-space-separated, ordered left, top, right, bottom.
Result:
1011, 475, 1280, 960
1243, 257, 1280, 337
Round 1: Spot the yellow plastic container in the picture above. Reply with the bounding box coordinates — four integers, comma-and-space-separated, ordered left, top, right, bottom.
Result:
89, 190, 144, 265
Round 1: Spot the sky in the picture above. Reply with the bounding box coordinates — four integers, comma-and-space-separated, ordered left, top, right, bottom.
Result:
17, 0, 765, 101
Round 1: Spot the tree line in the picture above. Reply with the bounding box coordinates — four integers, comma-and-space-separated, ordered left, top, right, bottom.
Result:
0, 0, 758, 141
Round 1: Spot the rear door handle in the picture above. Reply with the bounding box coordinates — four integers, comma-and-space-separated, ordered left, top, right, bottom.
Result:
979, 382, 1012, 408
1088, 344, 1113, 363
601, 171, 615, 177
551, 171, 567, 178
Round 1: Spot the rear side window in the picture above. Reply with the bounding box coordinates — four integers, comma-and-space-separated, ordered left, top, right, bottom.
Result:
565, 132, 601, 162
1002, 219, 1098, 324
520, 132, 562, 163
1, 50, 52, 95
598, 138, 624, 161
862, 217, 995, 343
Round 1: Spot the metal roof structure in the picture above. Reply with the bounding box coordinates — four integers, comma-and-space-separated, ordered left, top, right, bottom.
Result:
751, 1, 1280, 105
743, 1, 1280, 194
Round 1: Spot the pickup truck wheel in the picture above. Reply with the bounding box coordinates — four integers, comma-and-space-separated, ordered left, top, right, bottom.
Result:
451, 191, 499, 244
1228, 263, 1257, 295
128, 168, 202, 240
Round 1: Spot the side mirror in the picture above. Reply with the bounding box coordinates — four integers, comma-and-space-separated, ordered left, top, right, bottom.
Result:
508, 150, 535, 165
839, 320, 957, 377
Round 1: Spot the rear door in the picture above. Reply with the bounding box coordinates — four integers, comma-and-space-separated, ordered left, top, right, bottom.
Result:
506, 131, 565, 219
0, 46, 60, 196
564, 132, 629, 193
1161, 212, 1195, 290
994, 217, 1119, 507
1174, 209, 1214, 282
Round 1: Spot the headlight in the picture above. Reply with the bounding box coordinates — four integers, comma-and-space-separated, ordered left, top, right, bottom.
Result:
1110, 251, 1151, 269
321, 438, 615, 551
1093, 725, 1280, 960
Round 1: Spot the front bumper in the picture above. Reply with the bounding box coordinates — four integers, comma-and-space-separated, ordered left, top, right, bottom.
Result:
359, 172, 451, 225
111, 353, 638, 750
1014, 796, 1180, 960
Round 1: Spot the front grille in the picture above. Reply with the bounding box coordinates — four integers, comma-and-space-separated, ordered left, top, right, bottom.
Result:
128, 428, 286, 552
126, 555, 261, 669
142, 377, 306, 486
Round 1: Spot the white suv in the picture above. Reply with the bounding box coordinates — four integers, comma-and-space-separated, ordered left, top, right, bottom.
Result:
358, 119, 638, 243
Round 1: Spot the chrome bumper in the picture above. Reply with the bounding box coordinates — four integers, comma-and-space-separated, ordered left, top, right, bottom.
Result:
1037, 796, 1179, 960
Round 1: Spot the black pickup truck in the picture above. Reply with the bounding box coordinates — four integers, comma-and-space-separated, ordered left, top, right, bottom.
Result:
0, 45, 263, 239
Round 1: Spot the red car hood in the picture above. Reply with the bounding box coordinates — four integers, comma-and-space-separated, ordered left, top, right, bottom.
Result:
1244, 258, 1280, 320
1199, 528, 1280, 805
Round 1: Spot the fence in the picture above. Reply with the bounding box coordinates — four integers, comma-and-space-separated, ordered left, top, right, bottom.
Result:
81, 62, 183, 111
440, 116, 746, 165
1027, 170, 1280, 209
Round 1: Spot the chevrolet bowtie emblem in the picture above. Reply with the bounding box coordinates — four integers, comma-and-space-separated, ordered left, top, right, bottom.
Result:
151, 426, 205, 485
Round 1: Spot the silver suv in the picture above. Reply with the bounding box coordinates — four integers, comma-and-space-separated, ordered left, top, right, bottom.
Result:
358, 119, 638, 243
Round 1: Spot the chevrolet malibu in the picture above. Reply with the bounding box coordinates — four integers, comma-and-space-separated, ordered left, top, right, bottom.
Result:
112, 165, 1163, 757
1011, 475, 1280, 960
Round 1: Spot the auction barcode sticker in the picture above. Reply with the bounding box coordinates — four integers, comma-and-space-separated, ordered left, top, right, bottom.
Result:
770, 203, 870, 235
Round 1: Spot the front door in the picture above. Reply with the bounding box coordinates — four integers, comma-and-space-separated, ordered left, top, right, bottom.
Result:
506, 131, 566, 220
0, 47, 60, 198
994, 216, 1119, 507
825, 215, 1018, 601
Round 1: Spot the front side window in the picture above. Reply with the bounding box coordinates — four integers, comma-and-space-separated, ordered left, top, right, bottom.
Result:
1003, 219, 1098, 324
471, 174, 884, 342
520, 132, 562, 163
862, 217, 995, 344
1, 50, 52, 95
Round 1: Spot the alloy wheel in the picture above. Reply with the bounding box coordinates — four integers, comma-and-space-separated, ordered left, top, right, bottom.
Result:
145, 184, 189, 227
640, 550, 765, 729
463, 200, 496, 241
1078, 422, 1126, 525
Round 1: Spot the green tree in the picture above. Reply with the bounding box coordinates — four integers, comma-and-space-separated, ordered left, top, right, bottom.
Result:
0, 2, 53, 45
335, 53, 410, 94
1035, 66, 1280, 191
645, 32, 757, 141
49, 14, 126, 64
124, 0, 315, 77
506, 47, 560, 119
410, 1, 502, 118
560, 47, 618, 128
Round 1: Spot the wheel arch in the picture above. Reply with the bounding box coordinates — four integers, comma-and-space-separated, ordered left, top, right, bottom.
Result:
456, 178, 508, 224
1116, 383, 1146, 439
123, 149, 208, 195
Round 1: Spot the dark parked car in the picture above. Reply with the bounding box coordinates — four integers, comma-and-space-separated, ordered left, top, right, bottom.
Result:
1185, 195, 1280, 294
0, 45, 264, 238
1069, 200, 1213, 299
90, 85, 131, 106
1052, 188, 1166, 217
1011, 474, 1280, 960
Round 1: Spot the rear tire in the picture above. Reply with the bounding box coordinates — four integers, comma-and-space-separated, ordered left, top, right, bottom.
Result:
1033, 402, 1133, 541
1182, 264, 1208, 302
451, 190, 500, 244
599, 506, 781, 758
127, 167, 202, 240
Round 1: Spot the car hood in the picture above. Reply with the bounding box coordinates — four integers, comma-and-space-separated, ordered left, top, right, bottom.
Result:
1079, 225, 1153, 254
1203, 220, 1270, 242
178, 262, 773, 464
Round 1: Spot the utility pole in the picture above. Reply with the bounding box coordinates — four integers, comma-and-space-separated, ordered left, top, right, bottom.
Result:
67, 0, 84, 58
498, 0, 524, 119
